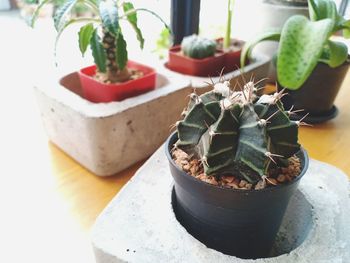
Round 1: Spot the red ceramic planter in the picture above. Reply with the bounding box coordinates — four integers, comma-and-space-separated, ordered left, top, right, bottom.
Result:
166, 39, 245, 77
216, 38, 245, 73
166, 45, 226, 77
223, 49, 242, 73
78, 60, 156, 103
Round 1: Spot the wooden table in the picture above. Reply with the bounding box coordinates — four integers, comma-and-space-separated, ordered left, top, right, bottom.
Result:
1, 51, 350, 263
1, 10, 348, 263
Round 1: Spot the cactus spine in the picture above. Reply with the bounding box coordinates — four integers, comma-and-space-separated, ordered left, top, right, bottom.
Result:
175, 81, 301, 184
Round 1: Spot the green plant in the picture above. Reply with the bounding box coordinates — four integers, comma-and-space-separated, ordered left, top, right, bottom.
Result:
175, 80, 301, 184
223, 0, 235, 49
241, 0, 350, 90
181, 35, 216, 59
153, 27, 171, 59
23, 0, 39, 4
31, 0, 167, 83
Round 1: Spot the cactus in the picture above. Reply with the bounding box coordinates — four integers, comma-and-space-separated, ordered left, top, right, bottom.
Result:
175, 80, 301, 184
181, 35, 217, 59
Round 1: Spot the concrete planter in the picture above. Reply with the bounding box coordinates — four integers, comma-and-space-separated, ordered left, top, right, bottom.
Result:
91, 145, 350, 262
34, 71, 190, 176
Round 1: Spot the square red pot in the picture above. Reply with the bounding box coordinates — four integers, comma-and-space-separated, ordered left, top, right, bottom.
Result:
166, 45, 226, 77
216, 38, 245, 73
78, 60, 156, 103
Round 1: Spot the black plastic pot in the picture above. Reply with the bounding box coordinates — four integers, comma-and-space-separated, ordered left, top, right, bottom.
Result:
165, 132, 309, 259
279, 60, 350, 117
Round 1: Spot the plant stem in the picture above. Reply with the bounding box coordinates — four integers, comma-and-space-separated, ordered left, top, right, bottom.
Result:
102, 30, 130, 83
224, 0, 235, 49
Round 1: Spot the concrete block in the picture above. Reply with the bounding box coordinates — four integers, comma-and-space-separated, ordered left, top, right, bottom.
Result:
91, 145, 350, 263
34, 72, 190, 176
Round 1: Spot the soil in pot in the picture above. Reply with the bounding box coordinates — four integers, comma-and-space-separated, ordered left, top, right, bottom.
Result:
166, 132, 309, 259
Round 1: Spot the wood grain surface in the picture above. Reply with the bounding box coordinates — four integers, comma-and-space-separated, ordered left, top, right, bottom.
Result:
1, 12, 349, 263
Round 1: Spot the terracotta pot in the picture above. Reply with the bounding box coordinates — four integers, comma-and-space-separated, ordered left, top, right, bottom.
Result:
78, 60, 156, 103
165, 132, 309, 259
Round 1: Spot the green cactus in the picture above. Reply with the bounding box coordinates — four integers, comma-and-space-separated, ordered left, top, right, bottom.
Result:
175, 81, 301, 184
181, 35, 217, 59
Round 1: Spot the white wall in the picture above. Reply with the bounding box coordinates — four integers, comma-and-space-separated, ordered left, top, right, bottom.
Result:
0, 0, 11, 10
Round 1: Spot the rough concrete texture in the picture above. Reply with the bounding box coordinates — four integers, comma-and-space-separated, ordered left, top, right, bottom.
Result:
91, 146, 350, 263
163, 54, 271, 93
34, 72, 190, 176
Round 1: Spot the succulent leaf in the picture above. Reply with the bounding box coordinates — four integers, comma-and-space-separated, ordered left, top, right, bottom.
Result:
90, 29, 107, 73
308, 0, 336, 21
308, 0, 345, 32
339, 20, 350, 38
123, 2, 145, 49
240, 30, 281, 68
78, 23, 94, 56
116, 32, 128, 70
277, 15, 334, 90
320, 40, 348, 68
243, 0, 349, 91
99, 0, 119, 36
54, 0, 77, 32
30, 0, 51, 27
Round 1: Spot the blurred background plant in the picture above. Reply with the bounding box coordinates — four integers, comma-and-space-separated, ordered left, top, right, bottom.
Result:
153, 27, 171, 59
17, 0, 94, 25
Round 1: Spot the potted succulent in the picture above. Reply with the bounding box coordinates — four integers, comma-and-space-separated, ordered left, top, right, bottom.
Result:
30, 0, 191, 176
166, 34, 226, 77
233, 0, 309, 81
167, 0, 245, 77
165, 79, 309, 259
32, 0, 167, 103
241, 0, 350, 123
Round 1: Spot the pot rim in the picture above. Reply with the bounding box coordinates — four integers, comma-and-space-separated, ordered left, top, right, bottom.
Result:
165, 131, 309, 194
169, 45, 225, 62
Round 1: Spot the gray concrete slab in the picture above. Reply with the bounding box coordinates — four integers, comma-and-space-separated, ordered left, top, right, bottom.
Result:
92, 145, 350, 263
